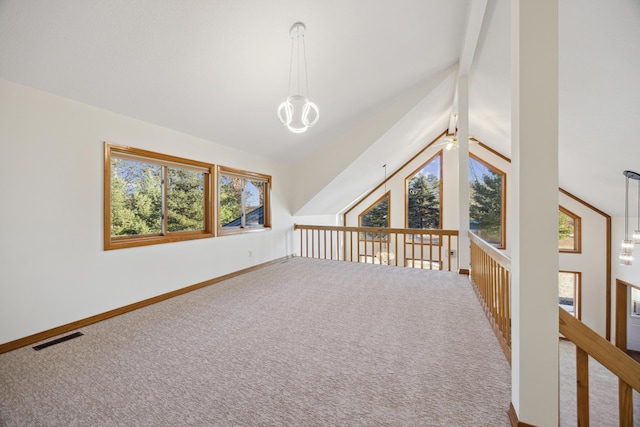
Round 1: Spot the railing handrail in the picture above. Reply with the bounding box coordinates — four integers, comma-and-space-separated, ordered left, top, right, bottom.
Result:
559, 307, 640, 392
294, 224, 459, 272
469, 231, 640, 424
294, 224, 459, 236
468, 231, 511, 269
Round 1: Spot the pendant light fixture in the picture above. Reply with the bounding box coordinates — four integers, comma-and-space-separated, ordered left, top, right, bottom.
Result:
620, 170, 640, 265
277, 22, 319, 133
634, 172, 640, 244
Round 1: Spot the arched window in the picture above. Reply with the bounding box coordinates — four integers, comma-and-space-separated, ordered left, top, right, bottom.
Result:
406, 152, 442, 230
469, 154, 506, 248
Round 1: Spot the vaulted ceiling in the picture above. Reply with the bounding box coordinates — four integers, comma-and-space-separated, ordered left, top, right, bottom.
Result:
1, 0, 639, 217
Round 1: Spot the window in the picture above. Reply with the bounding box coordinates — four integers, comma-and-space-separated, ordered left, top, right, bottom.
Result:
104, 143, 214, 250
406, 152, 442, 230
559, 206, 581, 252
469, 154, 506, 248
559, 271, 581, 319
358, 192, 390, 240
218, 166, 271, 234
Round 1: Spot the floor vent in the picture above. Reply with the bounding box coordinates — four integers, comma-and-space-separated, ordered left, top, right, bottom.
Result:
33, 332, 83, 351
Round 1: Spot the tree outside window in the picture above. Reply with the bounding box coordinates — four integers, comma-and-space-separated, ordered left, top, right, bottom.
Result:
105, 143, 213, 250
406, 154, 441, 230
469, 155, 505, 248
559, 207, 580, 252
218, 166, 270, 233
359, 193, 389, 240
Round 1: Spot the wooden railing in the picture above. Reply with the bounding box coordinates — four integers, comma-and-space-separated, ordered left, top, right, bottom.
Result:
469, 232, 512, 362
468, 231, 640, 425
559, 307, 640, 426
294, 224, 459, 272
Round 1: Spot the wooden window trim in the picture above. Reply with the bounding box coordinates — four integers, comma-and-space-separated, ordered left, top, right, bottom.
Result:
358, 191, 390, 241
404, 150, 443, 232
559, 270, 582, 320
104, 143, 214, 250
559, 205, 582, 253
469, 153, 507, 250
217, 165, 272, 236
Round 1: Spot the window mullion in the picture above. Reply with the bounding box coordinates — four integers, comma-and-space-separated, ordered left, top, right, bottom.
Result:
240, 178, 246, 228
162, 165, 168, 235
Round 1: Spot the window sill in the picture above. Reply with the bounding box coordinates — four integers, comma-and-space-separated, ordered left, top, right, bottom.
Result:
218, 227, 271, 236
105, 232, 214, 250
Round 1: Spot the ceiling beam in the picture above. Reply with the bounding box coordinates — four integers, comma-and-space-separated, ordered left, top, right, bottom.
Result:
449, 0, 488, 133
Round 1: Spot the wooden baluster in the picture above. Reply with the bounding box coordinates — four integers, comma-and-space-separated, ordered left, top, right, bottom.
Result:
343, 229, 347, 261
330, 229, 334, 260
506, 270, 511, 346
300, 227, 304, 257
363, 229, 367, 263
619, 380, 633, 427
323, 229, 327, 259
576, 346, 589, 427
396, 231, 399, 266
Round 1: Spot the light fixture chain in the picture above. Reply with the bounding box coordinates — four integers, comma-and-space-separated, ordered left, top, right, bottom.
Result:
296, 29, 301, 95
384, 164, 387, 194
277, 21, 318, 133
626, 175, 629, 240
303, 33, 309, 97
287, 38, 294, 96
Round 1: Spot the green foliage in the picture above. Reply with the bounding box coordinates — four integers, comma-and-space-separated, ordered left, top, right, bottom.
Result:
110, 158, 205, 236
469, 169, 502, 241
167, 168, 205, 232
361, 196, 389, 228
361, 195, 389, 239
219, 176, 243, 226
558, 211, 574, 240
407, 174, 440, 229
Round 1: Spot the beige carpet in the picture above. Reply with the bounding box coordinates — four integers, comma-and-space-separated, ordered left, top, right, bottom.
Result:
0, 257, 511, 426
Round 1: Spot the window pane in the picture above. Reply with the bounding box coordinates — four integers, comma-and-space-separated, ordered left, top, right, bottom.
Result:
559, 210, 575, 250
559, 272, 577, 316
469, 157, 503, 246
361, 196, 389, 228
245, 180, 265, 226
631, 288, 640, 317
110, 157, 162, 236
407, 155, 440, 229
360, 195, 389, 240
167, 167, 205, 232
220, 175, 243, 227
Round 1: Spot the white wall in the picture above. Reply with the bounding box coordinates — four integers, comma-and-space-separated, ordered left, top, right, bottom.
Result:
611, 215, 640, 337
0, 80, 294, 345
558, 193, 609, 336
613, 215, 640, 285
341, 133, 611, 337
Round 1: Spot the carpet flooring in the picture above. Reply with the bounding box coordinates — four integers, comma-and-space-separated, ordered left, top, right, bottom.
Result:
1, 258, 513, 426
